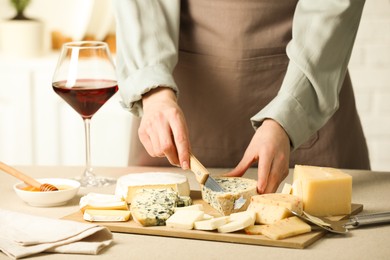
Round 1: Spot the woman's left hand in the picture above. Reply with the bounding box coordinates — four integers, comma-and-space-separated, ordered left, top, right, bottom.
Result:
225, 119, 291, 193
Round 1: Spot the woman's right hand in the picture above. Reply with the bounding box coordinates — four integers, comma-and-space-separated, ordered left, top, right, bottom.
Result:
139, 87, 191, 170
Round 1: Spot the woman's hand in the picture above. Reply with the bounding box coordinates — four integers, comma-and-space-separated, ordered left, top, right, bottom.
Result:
225, 119, 290, 193
139, 87, 190, 169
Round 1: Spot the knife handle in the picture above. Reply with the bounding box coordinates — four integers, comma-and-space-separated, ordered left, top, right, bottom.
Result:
350, 211, 390, 227
189, 153, 209, 185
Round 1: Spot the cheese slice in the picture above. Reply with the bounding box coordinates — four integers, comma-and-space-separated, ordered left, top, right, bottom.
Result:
115, 172, 191, 203
217, 211, 255, 233
83, 209, 131, 222
248, 193, 303, 224
281, 183, 292, 194
174, 204, 204, 212
261, 216, 311, 240
293, 165, 352, 216
79, 193, 128, 213
194, 216, 229, 230
166, 210, 204, 230
244, 225, 267, 235
201, 177, 258, 216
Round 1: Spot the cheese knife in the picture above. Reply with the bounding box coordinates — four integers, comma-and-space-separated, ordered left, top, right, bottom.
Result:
189, 153, 224, 192
291, 210, 390, 234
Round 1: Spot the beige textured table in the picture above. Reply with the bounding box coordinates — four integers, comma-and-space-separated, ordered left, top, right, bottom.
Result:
1, 166, 390, 260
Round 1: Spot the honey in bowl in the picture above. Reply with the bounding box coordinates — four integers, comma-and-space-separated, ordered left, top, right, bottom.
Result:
21, 185, 73, 192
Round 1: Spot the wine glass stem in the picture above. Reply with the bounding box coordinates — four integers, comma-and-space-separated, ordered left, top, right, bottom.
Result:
83, 118, 94, 177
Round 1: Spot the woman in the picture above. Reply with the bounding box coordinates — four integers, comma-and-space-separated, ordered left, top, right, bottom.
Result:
113, 0, 370, 193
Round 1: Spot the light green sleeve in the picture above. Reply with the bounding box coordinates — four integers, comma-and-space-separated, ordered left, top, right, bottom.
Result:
113, 0, 180, 117
251, 0, 365, 150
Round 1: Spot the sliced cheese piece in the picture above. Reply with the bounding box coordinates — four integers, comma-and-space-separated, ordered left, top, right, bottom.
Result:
261, 216, 311, 240
166, 210, 204, 230
115, 172, 190, 203
202, 213, 214, 220
248, 204, 291, 225
293, 165, 352, 216
83, 209, 131, 222
194, 216, 229, 230
248, 193, 303, 224
217, 211, 255, 233
174, 204, 204, 212
244, 225, 267, 235
281, 183, 292, 194
130, 188, 179, 226
229, 210, 256, 223
201, 177, 258, 216
79, 193, 128, 213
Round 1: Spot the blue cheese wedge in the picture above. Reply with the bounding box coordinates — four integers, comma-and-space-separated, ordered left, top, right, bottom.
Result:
115, 172, 190, 203
201, 177, 257, 216
130, 188, 180, 226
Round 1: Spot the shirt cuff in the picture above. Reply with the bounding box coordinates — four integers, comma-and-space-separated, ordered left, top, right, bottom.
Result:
250, 62, 321, 151
118, 64, 179, 117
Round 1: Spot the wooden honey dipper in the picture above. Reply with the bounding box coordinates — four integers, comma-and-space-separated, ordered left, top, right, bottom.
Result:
0, 161, 58, 192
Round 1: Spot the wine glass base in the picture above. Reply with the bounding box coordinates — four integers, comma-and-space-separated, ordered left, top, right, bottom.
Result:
74, 175, 116, 188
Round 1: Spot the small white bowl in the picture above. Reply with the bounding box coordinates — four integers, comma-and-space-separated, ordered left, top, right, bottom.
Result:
14, 178, 80, 207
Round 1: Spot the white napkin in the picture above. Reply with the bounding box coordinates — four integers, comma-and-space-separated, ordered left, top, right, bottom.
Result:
0, 209, 113, 259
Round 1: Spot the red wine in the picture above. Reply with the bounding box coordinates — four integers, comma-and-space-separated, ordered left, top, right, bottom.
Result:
53, 79, 118, 119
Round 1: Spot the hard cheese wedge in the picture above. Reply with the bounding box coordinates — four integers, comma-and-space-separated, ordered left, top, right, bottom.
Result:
261, 216, 311, 240
293, 165, 352, 216
248, 193, 303, 224
83, 209, 131, 222
166, 210, 204, 230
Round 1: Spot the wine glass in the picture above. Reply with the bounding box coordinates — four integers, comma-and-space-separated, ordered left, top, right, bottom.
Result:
52, 41, 118, 187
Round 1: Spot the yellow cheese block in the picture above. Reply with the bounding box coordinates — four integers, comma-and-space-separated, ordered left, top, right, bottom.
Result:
83, 209, 131, 222
261, 216, 311, 240
293, 165, 352, 216
248, 193, 303, 224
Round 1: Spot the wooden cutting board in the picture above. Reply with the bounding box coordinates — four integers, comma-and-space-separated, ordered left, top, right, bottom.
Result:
63, 191, 363, 249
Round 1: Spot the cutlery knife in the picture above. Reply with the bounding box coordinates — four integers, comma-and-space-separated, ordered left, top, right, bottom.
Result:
189, 153, 224, 192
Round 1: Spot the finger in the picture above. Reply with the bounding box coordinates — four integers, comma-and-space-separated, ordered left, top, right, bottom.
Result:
257, 151, 273, 194
138, 127, 156, 157
159, 131, 180, 166
169, 118, 190, 170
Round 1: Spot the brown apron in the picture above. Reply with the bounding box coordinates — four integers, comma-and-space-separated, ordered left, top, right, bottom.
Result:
128, 0, 370, 170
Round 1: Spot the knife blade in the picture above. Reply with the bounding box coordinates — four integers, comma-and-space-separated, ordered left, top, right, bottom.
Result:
189, 153, 224, 192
